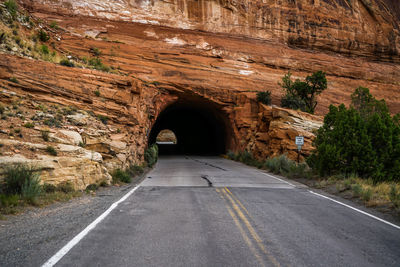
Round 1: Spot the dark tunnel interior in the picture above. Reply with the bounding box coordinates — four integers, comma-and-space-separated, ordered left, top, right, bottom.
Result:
149, 100, 229, 155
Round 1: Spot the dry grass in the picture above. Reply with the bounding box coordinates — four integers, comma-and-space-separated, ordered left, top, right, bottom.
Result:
315, 175, 399, 209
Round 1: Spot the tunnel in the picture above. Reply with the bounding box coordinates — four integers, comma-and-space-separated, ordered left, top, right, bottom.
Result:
149, 99, 230, 155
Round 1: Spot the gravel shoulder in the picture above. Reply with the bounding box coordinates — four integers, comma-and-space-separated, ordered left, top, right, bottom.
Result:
0, 174, 147, 267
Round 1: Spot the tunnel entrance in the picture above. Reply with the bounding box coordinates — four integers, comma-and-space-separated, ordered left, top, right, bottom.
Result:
149, 100, 229, 155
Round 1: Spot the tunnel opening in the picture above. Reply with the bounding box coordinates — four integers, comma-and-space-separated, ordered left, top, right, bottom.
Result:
149, 99, 231, 156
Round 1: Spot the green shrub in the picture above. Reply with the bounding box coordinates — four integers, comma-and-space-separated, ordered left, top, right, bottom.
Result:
144, 144, 158, 168
99, 180, 108, 187
0, 194, 19, 207
57, 182, 74, 193
88, 57, 110, 72
60, 59, 74, 67
308, 87, 400, 183
44, 117, 62, 127
24, 122, 34, 128
9, 77, 18, 83
112, 169, 131, 184
37, 29, 50, 42
78, 141, 86, 148
46, 146, 57, 156
94, 90, 100, 97
389, 185, 400, 208
3, 164, 41, 195
4, 0, 18, 18
279, 71, 327, 114
49, 21, 58, 29
40, 44, 49, 54
90, 47, 102, 56
85, 184, 99, 192
97, 114, 109, 124
256, 91, 271, 105
352, 184, 363, 197
127, 164, 144, 176
238, 150, 255, 165
264, 154, 296, 175
43, 183, 57, 193
21, 175, 42, 204
227, 150, 238, 161
361, 188, 372, 202
41, 130, 50, 141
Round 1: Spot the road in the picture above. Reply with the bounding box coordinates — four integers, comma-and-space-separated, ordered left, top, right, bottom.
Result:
49, 156, 400, 267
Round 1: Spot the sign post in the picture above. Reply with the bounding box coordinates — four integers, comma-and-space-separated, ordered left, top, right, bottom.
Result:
295, 136, 304, 163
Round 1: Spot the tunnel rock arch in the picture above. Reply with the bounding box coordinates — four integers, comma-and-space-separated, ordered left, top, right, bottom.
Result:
149, 98, 233, 155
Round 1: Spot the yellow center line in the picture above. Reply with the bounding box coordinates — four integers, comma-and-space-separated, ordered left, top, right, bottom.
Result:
216, 188, 266, 267
222, 188, 281, 267
224, 187, 254, 221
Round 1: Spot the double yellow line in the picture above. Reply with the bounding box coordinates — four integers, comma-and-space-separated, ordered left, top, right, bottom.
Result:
216, 187, 280, 267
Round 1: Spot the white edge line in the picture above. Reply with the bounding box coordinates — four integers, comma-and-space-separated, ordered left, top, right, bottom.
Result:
309, 190, 400, 230
41, 185, 141, 267
261, 172, 296, 187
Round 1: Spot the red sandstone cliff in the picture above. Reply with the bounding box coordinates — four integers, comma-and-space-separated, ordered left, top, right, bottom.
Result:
0, 0, 399, 187
20, 0, 400, 62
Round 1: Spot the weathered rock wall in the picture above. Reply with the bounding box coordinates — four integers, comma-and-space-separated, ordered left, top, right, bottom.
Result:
0, 53, 321, 187
0, 54, 157, 189
21, 0, 400, 62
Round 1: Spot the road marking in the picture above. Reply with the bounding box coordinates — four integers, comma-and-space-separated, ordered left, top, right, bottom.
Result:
309, 190, 400, 230
222, 188, 281, 267
216, 189, 266, 267
224, 187, 254, 220
261, 172, 295, 187
42, 185, 141, 267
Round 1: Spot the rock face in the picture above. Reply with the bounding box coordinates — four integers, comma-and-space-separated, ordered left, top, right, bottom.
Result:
22, 0, 400, 62
0, 1, 399, 187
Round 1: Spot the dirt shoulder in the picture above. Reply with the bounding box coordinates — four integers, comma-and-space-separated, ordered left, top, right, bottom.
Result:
290, 176, 400, 225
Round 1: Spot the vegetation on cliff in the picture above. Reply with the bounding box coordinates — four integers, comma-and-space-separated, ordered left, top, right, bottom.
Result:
280, 71, 327, 114
256, 91, 271, 105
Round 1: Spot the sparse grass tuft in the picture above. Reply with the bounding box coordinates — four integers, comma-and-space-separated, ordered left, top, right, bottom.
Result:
88, 57, 110, 72
56, 182, 74, 193
43, 183, 57, 193
9, 77, 19, 83
60, 59, 74, 67
4, 0, 18, 18
46, 145, 57, 156
112, 169, 131, 184
24, 122, 34, 128
389, 185, 400, 208
127, 164, 144, 177
352, 184, 363, 197
49, 21, 59, 29
97, 114, 109, 124
37, 29, 50, 42
90, 47, 102, 56
145, 144, 158, 168
3, 164, 42, 205
41, 130, 50, 141
39, 44, 49, 54
85, 184, 99, 192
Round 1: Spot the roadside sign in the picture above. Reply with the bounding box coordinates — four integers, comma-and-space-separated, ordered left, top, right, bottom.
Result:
295, 136, 304, 146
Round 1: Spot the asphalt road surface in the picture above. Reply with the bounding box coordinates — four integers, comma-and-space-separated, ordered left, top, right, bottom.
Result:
49, 156, 400, 267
